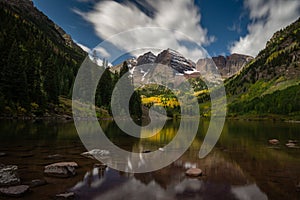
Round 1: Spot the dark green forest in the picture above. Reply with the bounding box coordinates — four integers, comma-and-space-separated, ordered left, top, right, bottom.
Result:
0, 3, 85, 116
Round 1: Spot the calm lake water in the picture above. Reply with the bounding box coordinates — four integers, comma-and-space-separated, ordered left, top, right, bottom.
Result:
0, 119, 299, 200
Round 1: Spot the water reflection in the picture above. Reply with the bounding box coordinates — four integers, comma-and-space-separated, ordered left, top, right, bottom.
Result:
71, 119, 275, 199
0, 120, 299, 199
71, 154, 268, 200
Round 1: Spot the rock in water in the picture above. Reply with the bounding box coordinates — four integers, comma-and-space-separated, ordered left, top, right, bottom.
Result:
286, 143, 297, 148
269, 139, 279, 145
288, 140, 298, 144
0, 165, 20, 186
81, 149, 110, 160
0, 153, 6, 157
185, 168, 203, 177
29, 179, 47, 188
44, 162, 78, 178
56, 192, 75, 199
296, 182, 300, 192
0, 185, 29, 197
47, 154, 64, 159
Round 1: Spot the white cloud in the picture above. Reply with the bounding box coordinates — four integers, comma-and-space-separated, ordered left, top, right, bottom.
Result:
94, 47, 111, 58
73, 0, 214, 62
230, 0, 300, 56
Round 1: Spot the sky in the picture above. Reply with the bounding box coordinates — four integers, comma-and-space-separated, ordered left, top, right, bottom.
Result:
32, 0, 300, 64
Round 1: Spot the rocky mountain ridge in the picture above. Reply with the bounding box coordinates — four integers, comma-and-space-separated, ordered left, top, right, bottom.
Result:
116, 49, 251, 81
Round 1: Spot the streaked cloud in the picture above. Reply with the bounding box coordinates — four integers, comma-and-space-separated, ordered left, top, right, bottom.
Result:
73, 0, 214, 61
230, 0, 300, 56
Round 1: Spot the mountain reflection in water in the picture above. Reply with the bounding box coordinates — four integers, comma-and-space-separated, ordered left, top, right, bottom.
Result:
0, 120, 299, 200
71, 153, 267, 200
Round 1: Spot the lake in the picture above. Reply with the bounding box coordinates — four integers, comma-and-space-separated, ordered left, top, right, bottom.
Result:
0, 119, 299, 200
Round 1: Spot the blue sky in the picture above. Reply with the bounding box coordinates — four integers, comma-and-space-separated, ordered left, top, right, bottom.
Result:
32, 0, 300, 63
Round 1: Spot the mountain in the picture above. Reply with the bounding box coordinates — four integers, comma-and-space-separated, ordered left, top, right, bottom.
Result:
226, 17, 300, 118
0, 0, 86, 117
197, 54, 253, 79
137, 51, 156, 66
115, 49, 251, 83
213, 54, 253, 78
155, 49, 196, 74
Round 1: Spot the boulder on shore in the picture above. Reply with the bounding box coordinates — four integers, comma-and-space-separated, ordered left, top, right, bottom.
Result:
185, 168, 203, 177
44, 162, 78, 178
0, 185, 29, 197
0, 165, 20, 186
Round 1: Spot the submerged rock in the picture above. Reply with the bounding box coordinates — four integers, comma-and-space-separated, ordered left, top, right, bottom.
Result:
47, 154, 64, 159
0, 153, 6, 157
56, 192, 75, 199
296, 182, 300, 192
269, 139, 279, 145
81, 149, 110, 160
0, 165, 20, 186
0, 185, 29, 197
44, 162, 78, 178
29, 179, 47, 188
185, 168, 203, 177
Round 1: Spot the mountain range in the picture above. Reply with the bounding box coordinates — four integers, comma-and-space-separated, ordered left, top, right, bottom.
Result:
0, 0, 299, 119
112, 48, 252, 82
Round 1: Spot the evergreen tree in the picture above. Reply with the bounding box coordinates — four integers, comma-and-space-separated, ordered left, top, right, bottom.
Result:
96, 67, 113, 108
2, 41, 29, 110
119, 61, 143, 119
43, 55, 59, 104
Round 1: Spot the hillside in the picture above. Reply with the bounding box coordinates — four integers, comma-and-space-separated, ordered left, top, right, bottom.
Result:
226, 17, 300, 118
0, 0, 86, 117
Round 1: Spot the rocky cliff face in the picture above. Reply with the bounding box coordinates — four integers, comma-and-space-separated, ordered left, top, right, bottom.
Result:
197, 54, 253, 79
214, 54, 253, 78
